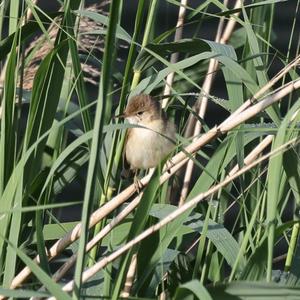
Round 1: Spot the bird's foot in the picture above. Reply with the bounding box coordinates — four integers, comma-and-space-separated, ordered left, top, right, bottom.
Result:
134, 175, 143, 193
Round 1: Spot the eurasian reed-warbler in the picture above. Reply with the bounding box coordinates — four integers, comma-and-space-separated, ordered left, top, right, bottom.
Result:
117, 94, 176, 184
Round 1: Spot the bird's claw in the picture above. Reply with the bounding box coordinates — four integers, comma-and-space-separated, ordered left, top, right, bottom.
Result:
134, 176, 143, 193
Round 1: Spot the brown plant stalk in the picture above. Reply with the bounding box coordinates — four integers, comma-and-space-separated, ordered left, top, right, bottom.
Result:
179, 0, 242, 205
162, 0, 188, 109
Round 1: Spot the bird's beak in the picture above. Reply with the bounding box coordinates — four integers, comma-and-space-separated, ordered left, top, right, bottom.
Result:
113, 113, 126, 119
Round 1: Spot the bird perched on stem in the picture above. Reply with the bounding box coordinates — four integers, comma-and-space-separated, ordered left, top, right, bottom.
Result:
116, 94, 176, 190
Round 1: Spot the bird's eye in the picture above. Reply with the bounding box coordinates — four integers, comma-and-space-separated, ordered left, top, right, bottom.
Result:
137, 111, 144, 116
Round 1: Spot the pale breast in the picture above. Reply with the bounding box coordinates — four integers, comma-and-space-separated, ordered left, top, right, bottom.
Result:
125, 120, 176, 170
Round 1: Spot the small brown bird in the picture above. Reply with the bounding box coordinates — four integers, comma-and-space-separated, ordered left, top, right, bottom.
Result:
118, 94, 176, 184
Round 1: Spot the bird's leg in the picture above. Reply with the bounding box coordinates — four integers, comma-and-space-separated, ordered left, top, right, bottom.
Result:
133, 170, 143, 193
